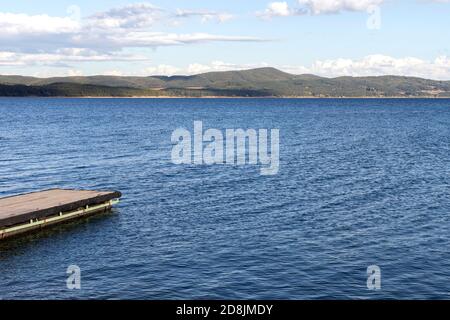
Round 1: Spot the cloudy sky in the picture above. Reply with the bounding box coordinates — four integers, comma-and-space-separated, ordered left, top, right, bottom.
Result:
1, 0, 450, 79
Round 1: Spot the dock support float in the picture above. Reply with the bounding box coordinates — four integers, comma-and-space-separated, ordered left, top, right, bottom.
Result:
0, 189, 121, 240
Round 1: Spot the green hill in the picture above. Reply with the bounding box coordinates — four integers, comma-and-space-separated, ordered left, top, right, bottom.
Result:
1, 68, 449, 97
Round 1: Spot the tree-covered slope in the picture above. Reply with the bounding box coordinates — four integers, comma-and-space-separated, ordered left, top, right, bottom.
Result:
1, 68, 450, 97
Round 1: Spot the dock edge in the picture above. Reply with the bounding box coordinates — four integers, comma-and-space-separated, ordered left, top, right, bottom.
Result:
0, 198, 120, 240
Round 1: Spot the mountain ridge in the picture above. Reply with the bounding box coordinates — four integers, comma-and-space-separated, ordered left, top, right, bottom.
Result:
1, 67, 449, 97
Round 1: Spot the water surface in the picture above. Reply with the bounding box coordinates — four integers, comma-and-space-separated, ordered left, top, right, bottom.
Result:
0, 98, 449, 299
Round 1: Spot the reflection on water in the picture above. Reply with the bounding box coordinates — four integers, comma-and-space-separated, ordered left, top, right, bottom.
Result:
0, 210, 117, 257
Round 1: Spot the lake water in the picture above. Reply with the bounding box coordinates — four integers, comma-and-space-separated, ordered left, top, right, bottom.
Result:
0, 98, 449, 300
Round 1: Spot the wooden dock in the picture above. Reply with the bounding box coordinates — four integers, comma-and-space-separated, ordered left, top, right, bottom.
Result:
0, 189, 121, 240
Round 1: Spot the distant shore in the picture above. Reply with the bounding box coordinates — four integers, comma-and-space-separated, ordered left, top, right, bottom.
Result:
2, 68, 450, 99
1, 96, 449, 99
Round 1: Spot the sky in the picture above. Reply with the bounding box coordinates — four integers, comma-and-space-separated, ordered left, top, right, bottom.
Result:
1, 0, 450, 79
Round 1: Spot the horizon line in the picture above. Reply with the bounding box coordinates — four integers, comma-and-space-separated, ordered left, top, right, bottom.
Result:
1, 67, 449, 82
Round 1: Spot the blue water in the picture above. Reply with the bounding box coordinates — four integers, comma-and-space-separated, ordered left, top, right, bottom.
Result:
0, 98, 449, 300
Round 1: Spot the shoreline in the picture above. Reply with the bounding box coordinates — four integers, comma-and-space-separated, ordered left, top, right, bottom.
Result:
0, 96, 449, 99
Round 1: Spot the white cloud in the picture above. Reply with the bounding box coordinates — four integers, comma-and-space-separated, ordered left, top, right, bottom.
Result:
87, 3, 162, 29
175, 9, 234, 23
257, 2, 306, 18
187, 61, 270, 74
186, 63, 213, 75
281, 55, 450, 80
144, 64, 181, 76
66, 69, 84, 77
297, 0, 384, 14
30, 69, 84, 78
6, 54, 450, 80
139, 61, 270, 76
260, 2, 290, 17
127, 61, 271, 76
0, 50, 145, 67
100, 32, 263, 47
100, 70, 124, 76
139, 55, 450, 80
0, 3, 264, 62
0, 12, 80, 35
257, 0, 384, 18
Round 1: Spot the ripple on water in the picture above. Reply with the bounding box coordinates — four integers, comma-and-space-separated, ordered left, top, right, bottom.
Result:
0, 98, 449, 299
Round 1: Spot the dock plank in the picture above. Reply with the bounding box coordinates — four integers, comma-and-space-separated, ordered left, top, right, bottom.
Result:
0, 189, 121, 228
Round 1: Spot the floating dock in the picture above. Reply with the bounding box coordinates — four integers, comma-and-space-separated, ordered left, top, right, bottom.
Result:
0, 189, 121, 240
